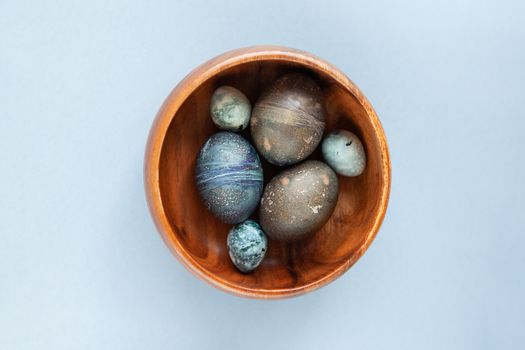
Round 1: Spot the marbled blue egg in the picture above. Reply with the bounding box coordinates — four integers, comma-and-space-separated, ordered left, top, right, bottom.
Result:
195, 132, 263, 224
227, 220, 267, 272
210, 86, 251, 131
322, 129, 366, 176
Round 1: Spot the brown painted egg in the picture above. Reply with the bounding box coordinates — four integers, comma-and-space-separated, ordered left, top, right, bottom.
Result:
259, 160, 339, 242
250, 73, 326, 166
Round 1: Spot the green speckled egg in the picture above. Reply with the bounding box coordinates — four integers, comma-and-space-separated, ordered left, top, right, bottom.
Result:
227, 220, 267, 272
210, 86, 251, 131
322, 130, 366, 176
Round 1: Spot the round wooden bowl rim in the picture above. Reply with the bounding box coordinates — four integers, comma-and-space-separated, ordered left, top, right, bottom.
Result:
144, 46, 391, 299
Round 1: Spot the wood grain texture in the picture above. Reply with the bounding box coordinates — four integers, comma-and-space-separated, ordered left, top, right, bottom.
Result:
144, 46, 391, 299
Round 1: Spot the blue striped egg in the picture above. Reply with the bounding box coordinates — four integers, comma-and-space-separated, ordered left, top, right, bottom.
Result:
195, 132, 264, 224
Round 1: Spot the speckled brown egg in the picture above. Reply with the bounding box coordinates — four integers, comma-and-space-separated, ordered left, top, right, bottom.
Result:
259, 160, 339, 242
250, 73, 326, 166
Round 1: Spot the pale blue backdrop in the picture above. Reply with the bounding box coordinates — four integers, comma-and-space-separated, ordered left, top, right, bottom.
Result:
1, 0, 524, 349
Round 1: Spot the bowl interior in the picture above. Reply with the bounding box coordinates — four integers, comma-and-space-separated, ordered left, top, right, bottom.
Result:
157, 58, 387, 296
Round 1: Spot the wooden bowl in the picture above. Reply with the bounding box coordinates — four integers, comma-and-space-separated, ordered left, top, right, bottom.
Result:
144, 46, 391, 299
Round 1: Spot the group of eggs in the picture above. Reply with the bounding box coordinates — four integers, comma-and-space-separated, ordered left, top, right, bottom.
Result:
195, 73, 366, 273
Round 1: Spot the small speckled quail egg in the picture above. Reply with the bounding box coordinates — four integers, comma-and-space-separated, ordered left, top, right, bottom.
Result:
210, 86, 251, 131
227, 220, 267, 272
322, 129, 366, 176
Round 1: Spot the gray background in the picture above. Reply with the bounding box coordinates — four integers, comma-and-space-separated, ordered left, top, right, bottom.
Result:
1, 0, 524, 348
